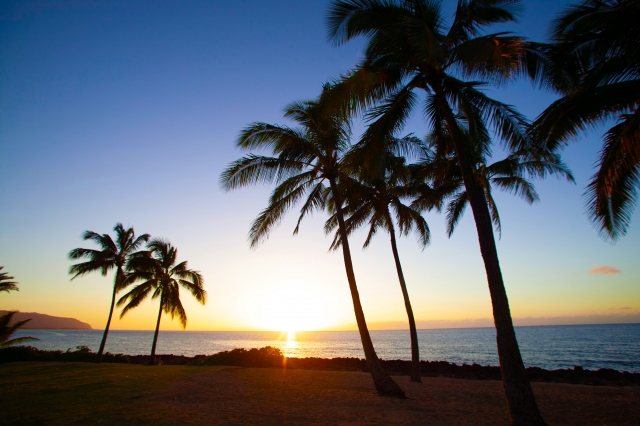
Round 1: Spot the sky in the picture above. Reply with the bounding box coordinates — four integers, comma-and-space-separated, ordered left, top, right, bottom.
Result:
1, 0, 638, 332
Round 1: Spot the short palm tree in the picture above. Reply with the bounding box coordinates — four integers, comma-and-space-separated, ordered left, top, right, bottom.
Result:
0, 269, 38, 349
117, 239, 206, 364
220, 94, 405, 397
68, 223, 150, 362
327, 0, 548, 422
0, 311, 39, 349
0, 266, 19, 293
326, 146, 429, 383
528, 0, 640, 240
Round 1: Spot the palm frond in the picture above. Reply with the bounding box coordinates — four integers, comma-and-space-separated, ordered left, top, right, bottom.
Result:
584, 110, 640, 240
0, 267, 19, 293
446, 189, 469, 237
447, 0, 522, 44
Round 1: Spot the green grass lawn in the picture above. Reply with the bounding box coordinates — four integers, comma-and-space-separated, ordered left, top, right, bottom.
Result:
0, 362, 223, 426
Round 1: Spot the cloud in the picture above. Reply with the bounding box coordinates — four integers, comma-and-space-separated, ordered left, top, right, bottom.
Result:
589, 266, 621, 275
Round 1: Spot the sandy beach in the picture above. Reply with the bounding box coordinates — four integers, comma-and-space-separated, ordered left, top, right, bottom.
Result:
142, 367, 639, 425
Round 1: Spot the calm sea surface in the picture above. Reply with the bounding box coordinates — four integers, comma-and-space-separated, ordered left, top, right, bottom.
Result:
13, 323, 640, 372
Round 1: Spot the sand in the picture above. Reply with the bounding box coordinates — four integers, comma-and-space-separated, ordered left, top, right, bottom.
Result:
141, 367, 640, 425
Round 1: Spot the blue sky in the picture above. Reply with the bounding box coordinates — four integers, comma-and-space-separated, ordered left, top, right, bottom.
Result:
1, 0, 638, 331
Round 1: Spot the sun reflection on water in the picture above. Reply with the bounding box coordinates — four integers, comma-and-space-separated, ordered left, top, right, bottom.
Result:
283, 330, 298, 357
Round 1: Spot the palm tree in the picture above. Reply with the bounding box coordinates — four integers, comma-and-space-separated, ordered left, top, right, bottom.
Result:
0, 311, 39, 349
0, 266, 19, 293
68, 223, 150, 363
220, 94, 405, 397
327, 0, 548, 422
325, 144, 430, 383
0, 268, 38, 349
117, 239, 206, 364
413, 128, 575, 238
528, 0, 640, 240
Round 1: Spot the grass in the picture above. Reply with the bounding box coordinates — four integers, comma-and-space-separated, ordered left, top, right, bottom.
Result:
0, 362, 225, 425
2, 362, 639, 425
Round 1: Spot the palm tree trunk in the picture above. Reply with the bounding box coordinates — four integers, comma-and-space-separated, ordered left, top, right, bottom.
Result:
436, 94, 546, 425
329, 179, 405, 397
387, 218, 421, 383
150, 297, 163, 365
96, 268, 122, 363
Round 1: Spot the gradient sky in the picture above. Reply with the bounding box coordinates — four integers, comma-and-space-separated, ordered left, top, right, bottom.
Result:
1, 0, 638, 332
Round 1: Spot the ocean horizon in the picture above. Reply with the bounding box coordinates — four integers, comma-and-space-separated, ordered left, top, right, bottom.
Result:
13, 323, 640, 373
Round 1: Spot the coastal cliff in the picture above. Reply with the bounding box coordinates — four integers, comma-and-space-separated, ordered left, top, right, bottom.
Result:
0, 311, 92, 330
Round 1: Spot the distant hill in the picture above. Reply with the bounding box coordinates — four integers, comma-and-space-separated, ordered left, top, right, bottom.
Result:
0, 311, 92, 330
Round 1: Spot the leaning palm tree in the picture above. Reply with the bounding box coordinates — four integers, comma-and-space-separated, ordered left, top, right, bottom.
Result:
327, 0, 549, 422
117, 239, 206, 364
220, 94, 405, 397
528, 0, 640, 240
326, 147, 430, 383
0, 311, 39, 349
0, 266, 19, 293
68, 223, 150, 363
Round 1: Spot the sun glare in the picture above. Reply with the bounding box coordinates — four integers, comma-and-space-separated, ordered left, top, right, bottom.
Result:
259, 286, 327, 332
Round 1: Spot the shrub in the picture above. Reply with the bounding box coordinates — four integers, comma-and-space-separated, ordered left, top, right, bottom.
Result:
197, 346, 284, 367
0, 346, 130, 363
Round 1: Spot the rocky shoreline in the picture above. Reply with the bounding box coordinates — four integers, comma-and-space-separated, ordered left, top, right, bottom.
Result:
2, 345, 638, 387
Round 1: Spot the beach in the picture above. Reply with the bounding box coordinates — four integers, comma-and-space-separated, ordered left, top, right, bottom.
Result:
2, 362, 638, 425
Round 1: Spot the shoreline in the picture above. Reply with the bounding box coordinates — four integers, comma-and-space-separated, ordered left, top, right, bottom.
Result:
2, 345, 638, 387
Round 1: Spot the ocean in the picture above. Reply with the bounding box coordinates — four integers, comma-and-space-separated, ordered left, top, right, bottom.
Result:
12, 323, 640, 373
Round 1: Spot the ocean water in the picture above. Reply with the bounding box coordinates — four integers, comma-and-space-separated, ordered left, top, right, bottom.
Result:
12, 323, 640, 373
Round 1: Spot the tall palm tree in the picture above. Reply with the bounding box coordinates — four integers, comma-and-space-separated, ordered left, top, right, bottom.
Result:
220, 95, 405, 397
326, 146, 430, 383
0, 266, 19, 293
528, 0, 640, 240
0, 311, 39, 349
68, 223, 150, 363
327, 0, 548, 422
117, 239, 206, 364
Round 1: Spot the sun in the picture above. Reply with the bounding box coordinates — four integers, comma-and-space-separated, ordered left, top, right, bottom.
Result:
259, 286, 327, 332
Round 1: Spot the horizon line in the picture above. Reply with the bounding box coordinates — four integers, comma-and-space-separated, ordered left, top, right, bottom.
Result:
25, 322, 640, 333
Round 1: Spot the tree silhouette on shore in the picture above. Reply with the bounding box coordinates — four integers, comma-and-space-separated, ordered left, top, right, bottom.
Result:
68, 223, 150, 363
118, 239, 206, 364
220, 94, 405, 397
326, 139, 429, 383
327, 0, 549, 422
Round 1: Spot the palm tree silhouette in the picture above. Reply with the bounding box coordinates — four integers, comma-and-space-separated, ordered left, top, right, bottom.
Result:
220, 94, 405, 397
118, 239, 206, 364
325, 140, 430, 383
68, 223, 150, 363
0, 267, 19, 293
0, 311, 39, 349
0, 268, 38, 348
327, 0, 548, 422
528, 0, 640, 240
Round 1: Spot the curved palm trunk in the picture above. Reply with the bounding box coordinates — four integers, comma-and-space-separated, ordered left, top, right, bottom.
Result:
387, 219, 421, 383
150, 297, 163, 365
96, 267, 122, 363
329, 179, 405, 397
437, 95, 546, 425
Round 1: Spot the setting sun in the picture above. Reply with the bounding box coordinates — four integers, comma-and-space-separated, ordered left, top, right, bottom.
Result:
259, 286, 327, 332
